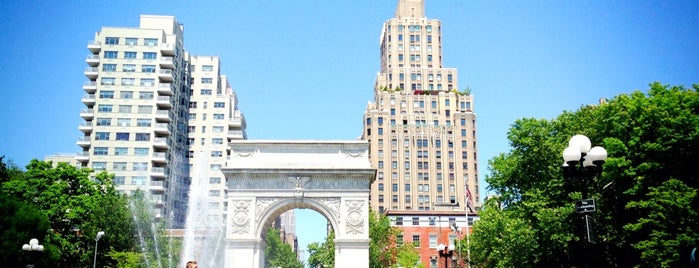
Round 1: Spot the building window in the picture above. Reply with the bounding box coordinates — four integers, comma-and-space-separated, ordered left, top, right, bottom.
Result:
137, 105, 152, 114
135, 133, 150, 141
136, 118, 152, 127
140, 78, 155, 86
124, 51, 137, 59
97, 104, 113, 113
118, 105, 131, 113
113, 162, 127, 171
412, 217, 419, 225
395, 217, 403, 226
131, 176, 146, 185
114, 147, 128, 156
201, 89, 212, 95
120, 91, 133, 99
92, 162, 107, 171
95, 132, 110, 140
212, 138, 223, 144
117, 118, 130, 128
115, 132, 129, 141
98, 90, 114, 99
125, 38, 138, 45
93, 147, 108, 155
114, 176, 125, 185
134, 148, 149, 156
105, 37, 119, 45
378, 183, 384, 191
102, 64, 116, 72
144, 38, 158, 46
143, 52, 157, 60
429, 234, 437, 248
100, 77, 116, 85
104, 51, 118, 59
209, 177, 222, 184
210, 164, 221, 171
202, 65, 214, 71
214, 102, 225, 108
121, 78, 135, 86
412, 234, 420, 247
211, 151, 223, 157
122, 64, 136, 72
142, 65, 156, 73
201, 78, 213, 84
396, 234, 404, 245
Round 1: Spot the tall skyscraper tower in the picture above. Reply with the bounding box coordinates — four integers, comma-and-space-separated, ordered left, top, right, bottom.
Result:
187, 55, 247, 222
363, 0, 479, 213
76, 15, 246, 228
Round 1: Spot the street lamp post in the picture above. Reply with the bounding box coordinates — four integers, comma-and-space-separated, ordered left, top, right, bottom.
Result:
94, 231, 105, 268
437, 243, 455, 268
561, 134, 607, 267
22, 238, 44, 268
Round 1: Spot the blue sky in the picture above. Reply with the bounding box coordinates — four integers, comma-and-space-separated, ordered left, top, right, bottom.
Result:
1, 0, 697, 263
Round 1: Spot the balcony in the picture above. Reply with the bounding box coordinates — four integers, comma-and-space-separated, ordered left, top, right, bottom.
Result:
77, 137, 91, 147
154, 123, 170, 134
76, 151, 89, 162
228, 117, 242, 128
155, 110, 170, 122
160, 43, 175, 56
156, 96, 172, 108
159, 56, 174, 69
150, 167, 166, 179
149, 180, 165, 193
158, 69, 174, 82
84, 67, 98, 79
152, 152, 167, 163
83, 81, 97, 93
85, 55, 99, 67
153, 137, 167, 148
81, 94, 96, 105
78, 122, 93, 133
87, 41, 101, 53
158, 83, 173, 96
80, 109, 94, 119
227, 130, 245, 140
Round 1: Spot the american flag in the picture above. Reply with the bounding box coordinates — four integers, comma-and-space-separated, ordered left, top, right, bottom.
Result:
465, 184, 474, 212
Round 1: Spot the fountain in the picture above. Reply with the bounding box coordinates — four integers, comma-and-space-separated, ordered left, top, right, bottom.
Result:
180, 151, 226, 267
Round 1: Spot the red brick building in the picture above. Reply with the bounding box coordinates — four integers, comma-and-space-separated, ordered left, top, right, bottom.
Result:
387, 210, 478, 268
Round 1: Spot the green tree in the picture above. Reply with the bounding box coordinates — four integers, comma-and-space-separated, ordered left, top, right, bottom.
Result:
265, 227, 304, 268
307, 231, 335, 268
623, 179, 698, 268
1, 160, 136, 267
369, 209, 401, 268
476, 83, 699, 267
395, 243, 423, 268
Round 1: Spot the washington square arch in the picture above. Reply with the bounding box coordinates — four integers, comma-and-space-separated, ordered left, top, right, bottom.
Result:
221, 140, 374, 268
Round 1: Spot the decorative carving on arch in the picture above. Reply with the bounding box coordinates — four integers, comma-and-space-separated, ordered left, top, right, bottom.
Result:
256, 197, 281, 223
345, 200, 365, 235
316, 197, 341, 222
230, 200, 251, 234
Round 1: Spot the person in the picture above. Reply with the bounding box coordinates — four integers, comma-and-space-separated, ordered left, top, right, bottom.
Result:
186, 260, 198, 268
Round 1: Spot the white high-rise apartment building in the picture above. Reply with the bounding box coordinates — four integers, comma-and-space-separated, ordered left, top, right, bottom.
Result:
187, 56, 247, 222
363, 0, 480, 213
76, 15, 246, 228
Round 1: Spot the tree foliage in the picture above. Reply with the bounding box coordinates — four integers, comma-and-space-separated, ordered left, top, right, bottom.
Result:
265, 227, 304, 268
307, 231, 335, 268
395, 243, 423, 268
472, 83, 699, 267
369, 209, 401, 268
1, 159, 136, 267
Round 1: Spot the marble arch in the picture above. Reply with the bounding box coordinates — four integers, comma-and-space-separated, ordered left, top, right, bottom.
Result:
221, 140, 375, 268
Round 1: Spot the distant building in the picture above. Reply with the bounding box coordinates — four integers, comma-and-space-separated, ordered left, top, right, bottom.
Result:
364, 1, 480, 267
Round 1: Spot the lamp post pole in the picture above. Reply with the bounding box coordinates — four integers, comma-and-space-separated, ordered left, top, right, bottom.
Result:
22, 238, 44, 268
437, 243, 454, 268
94, 231, 105, 268
561, 134, 607, 268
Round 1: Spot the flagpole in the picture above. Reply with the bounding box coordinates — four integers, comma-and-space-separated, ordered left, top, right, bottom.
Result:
464, 184, 472, 268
